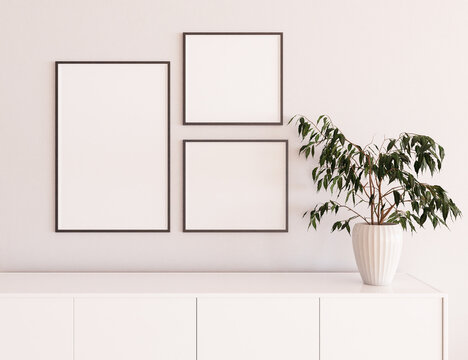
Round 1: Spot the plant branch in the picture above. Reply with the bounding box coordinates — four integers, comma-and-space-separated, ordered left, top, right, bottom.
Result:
335, 202, 370, 224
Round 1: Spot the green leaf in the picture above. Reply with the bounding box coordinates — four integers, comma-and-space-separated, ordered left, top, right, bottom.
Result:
419, 213, 427, 226
338, 134, 345, 146
345, 222, 351, 234
312, 168, 318, 180
331, 221, 341, 232
393, 191, 401, 206
439, 145, 445, 161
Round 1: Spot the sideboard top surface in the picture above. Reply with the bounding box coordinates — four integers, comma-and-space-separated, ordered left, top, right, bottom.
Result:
0, 272, 443, 297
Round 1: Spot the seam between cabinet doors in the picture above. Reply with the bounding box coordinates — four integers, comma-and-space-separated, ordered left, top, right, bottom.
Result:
442, 297, 445, 360
319, 297, 321, 360
73, 297, 75, 360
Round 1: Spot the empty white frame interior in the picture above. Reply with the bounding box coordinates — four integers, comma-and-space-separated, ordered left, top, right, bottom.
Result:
184, 33, 282, 124
56, 62, 169, 231
184, 141, 288, 231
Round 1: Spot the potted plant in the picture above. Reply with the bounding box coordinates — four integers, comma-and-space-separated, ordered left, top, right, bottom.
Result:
291, 115, 461, 285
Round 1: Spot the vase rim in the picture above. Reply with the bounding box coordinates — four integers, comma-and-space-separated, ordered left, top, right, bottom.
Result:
354, 222, 399, 226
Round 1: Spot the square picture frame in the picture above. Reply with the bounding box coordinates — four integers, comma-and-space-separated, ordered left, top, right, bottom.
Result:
183, 140, 288, 232
183, 32, 283, 125
55, 61, 170, 232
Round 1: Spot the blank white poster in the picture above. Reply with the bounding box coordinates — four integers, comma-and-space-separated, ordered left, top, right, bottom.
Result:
184, 33, 282, 124
184, 141, 288, 231
56, 62, 169, 231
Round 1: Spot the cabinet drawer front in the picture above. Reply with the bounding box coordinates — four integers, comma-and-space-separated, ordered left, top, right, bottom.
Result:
0, 298, 73, 360
75, 297, 196, 360
321, 297, 443, 360
198, 297, 319, 360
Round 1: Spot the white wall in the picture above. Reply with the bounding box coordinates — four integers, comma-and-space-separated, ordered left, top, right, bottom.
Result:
0, 0, 467, 357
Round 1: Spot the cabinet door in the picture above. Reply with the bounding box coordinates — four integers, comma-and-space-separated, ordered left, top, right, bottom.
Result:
198, 297, 319, 360
0, 298, 73, 360
75, 297, 196, 360
321, 297, 443, 360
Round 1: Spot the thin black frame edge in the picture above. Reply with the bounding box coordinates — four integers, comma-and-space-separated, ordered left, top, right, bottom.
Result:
182, 32, 284, 126
55, 61, 171, 232
182, 139, 289, 233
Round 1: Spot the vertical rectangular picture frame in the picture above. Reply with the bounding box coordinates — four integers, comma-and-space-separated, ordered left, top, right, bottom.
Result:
183, 32, 283, 125
183, 140, 288, 232
55, 61, 170, 232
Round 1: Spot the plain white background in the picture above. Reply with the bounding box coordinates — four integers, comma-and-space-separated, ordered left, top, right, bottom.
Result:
0, 0, 467, 357
184, 141, 287, 230
185, 34, 281, 123
198, 297, 319, 360
74, 297, 195, 360
57, 63, 169, 230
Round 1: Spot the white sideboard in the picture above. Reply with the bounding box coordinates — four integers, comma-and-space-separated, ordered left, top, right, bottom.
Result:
0, 272, 446, 360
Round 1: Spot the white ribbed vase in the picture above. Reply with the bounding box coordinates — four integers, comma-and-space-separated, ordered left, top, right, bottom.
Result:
352, 223, 403, 286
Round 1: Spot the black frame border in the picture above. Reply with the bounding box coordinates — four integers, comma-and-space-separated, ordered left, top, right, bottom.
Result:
183, 139, 289, 232
55, 61, 171, 232
183, 32, 284, 126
